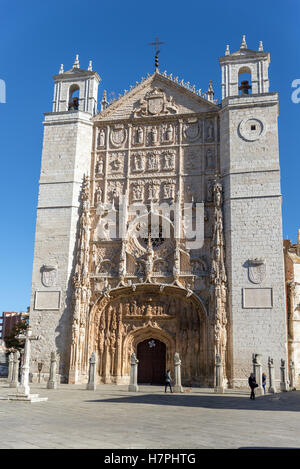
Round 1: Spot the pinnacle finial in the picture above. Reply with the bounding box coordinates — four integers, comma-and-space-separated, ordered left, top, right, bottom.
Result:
88, 60, 93, 71
73, 54, 80, 69
207, 80, 214, 102
258, 41, 263, 51
225, 44, 230, 56
240, 35, 247, 49
101, 90, 108, 111
59, 64, 64, 74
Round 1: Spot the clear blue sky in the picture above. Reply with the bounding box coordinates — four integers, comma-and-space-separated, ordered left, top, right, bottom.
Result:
0, 0, 299, 313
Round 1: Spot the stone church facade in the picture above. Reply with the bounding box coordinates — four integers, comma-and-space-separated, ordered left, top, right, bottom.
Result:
29, 37, 288, 388
284, 231, 300, 387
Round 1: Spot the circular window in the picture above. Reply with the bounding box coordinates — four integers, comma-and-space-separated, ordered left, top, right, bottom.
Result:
238, 118, 265, 141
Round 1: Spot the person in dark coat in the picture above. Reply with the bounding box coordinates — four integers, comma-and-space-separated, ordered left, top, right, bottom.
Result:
164, 369, 173, 393
262, 373, 267, 394
248, 373, 257, 400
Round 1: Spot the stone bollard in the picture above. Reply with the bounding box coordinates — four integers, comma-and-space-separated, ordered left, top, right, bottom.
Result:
268, 357, 276, 394
7, 352, 14, 384
214, 353, 224, 393
47, 352, 58, 389
280, 359, 289, 392
253, 354, 263, 396
87, 352, 97, 391
9, 351, 20, 388
289, 360, 296, 391
128, 353, 139, 392
173, 352, 183, 393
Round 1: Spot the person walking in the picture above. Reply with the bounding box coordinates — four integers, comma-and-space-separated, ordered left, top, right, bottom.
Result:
262, 372, 267, 394
164, 369, 173, 393
248, 372, 257, 400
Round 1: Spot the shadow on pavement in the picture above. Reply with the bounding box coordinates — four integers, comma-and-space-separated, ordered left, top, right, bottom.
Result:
85, 391, 300, 412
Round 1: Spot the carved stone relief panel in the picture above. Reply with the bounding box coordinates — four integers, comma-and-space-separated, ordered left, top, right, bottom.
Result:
92, 244, 119, 275
184, 147, 201, 173
183, 176, 203, 203
131, 151, 145, 172
107, 180, 124, 202
108, 152, 125, 176
131, 181, 145, 202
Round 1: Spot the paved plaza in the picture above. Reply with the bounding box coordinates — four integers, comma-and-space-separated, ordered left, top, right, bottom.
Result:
0, 380, 300, 449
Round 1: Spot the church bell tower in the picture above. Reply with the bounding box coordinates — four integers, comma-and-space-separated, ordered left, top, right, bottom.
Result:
219, 36, 287, 387
29, 56, 100, 381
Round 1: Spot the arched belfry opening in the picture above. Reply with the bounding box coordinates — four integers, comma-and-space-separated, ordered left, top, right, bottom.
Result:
238, 66, 252, 96
68, 84, 80, 110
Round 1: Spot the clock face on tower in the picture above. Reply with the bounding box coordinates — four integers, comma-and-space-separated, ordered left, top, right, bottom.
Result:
238, 117, 265, 141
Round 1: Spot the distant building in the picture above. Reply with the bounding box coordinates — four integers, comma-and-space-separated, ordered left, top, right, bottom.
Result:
284, 230, 300, 387
0, 311, 29, 343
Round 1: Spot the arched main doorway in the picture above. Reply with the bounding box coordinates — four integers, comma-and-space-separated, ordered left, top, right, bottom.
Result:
137, 338, 166, 384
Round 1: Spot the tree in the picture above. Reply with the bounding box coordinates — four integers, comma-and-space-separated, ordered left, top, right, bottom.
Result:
4, 319, 29, 350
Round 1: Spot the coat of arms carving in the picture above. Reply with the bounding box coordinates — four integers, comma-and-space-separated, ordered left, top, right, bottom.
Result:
248, 258, 266, 284
183, 119, 201, 142
110, 125, 127, 148
134, 88, 178, 117
41, 264, 57, 287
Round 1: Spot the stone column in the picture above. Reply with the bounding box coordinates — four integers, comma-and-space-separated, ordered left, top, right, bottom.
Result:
47, 352, 58, 389
9, 351, 20, 388
280, 359, 289, 392
7, 352, 14, 384
87, 352, 97, 391
253, 353, 263, 396
214, 353, 224, 393
268, 357, 276, 394
173, 352, 183, 393
289, 360, 296, 391
128, 353, 139, 392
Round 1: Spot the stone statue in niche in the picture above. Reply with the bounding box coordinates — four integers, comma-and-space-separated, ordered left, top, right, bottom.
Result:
98, 129, 105, 147
151, 127, 158, 145
163, 151, 174, 170
136, 127, 144, 144
95, 186, 102, 205
165, 124, 173, 142
206, 121, 214, 141
163, 181, 175, 199
96, 158, 104, 175
133, 152, 144, 172
148, 183, 160, 201
147, 152, 159, 171
205, 149, 215, 170
132, 183, 144, 201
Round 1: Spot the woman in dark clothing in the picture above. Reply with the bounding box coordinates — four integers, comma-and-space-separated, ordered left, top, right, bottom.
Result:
248, 373, 257, 399
164, 370, 173, 393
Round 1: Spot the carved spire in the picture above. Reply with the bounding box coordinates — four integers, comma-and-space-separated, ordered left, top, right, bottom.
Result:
207, 80, 214, 102
73, 54, 80, 69
101, 90, 108, 111
240, 35, 247, 49
88, 60, 93, 71
258, 41, 263, 52
225, 45, 230, 56
59, 64, 64, 74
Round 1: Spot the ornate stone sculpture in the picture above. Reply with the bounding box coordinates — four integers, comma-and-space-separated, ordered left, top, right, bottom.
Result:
209, 181, 228, 387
